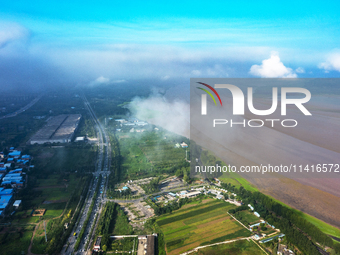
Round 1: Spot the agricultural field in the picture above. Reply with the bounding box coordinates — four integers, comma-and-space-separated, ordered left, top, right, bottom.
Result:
235, 210, 261, 225
157, 199, 252, 255
193, 239, 266, 255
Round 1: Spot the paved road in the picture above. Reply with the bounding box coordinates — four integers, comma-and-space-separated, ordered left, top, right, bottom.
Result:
61, 93, 111, 255
0, 94, 43, 120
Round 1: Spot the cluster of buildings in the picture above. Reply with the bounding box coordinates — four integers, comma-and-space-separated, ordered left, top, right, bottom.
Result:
115, 118, 148, 133
0, 147, 30, 216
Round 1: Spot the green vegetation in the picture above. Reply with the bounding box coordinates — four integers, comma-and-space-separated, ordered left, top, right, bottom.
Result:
156, 199, 251, 255
118, 130, 189, 179
107, 128, 190, 197
297, 212, 340, 239
0, 226, 34, 255
233, 210, 261, 226
141, 177, 160, 194
32, 176, 90, 254
111, 237, 137, 253
94, 202, 133, 252
194, 239, 266, 255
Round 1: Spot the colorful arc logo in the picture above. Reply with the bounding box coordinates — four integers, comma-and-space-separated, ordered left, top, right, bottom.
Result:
196, 82, 223, 106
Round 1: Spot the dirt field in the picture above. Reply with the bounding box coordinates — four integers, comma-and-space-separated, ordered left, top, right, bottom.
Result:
248, 177, 340, 229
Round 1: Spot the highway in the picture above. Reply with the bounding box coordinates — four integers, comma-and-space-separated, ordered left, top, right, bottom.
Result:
61, 93, 111, 255
0, 93, 44, 120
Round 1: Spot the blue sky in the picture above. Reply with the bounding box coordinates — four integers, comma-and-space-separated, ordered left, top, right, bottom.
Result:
0, 0, 340, 90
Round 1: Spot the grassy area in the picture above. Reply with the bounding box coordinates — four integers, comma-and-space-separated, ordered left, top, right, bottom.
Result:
0, 226, 34, 255
297, 213, 340, 238
116, 130, 189, 181
193, 239, 266, 255
111, 237, 137, 253
235, 210, 261, 225
30, 145, 97, 174
157, 199, 251, 255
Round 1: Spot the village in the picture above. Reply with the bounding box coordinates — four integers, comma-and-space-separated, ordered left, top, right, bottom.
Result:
0, 147, 32, 217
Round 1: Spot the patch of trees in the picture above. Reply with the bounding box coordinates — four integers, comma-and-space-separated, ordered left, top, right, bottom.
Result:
141, 177, 160, 194
175, 167, 191, 183
44, 176, 90, 254
228, 205, 248, 214
96, 202, 117, 250
151, 196, 204, 216
107, 133, 121, 191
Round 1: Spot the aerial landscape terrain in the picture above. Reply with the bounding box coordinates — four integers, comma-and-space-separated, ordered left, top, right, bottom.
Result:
1, 1, 340, 255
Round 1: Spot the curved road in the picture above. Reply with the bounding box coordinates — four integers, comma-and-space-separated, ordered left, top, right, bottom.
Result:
0, 94, 44, 120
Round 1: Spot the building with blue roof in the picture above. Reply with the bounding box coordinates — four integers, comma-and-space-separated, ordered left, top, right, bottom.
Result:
0, 188, 13, 195
259, 233, 285, 243
0, 194, 13, 214
8, 151, 21, 157
6, 172, 21, 176
9, 169, 22, 174
7, 158, 14, 162
21, 155, 31, 159
122, 186, 129, 190
3, 177, 22, 182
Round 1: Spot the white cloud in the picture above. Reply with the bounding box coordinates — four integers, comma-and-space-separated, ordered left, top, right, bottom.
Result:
89, 76, 110, 86
191, 70, 201, 76
129, 96, 189, 137
318, 53, 340, 72
0, 22, 30, 48
295, 67, 305, 73
161, 75, 170, 80
112, 79, 126, 83
249, 52, 297, 78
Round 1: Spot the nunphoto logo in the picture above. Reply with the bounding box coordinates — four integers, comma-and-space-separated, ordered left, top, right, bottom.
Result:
196, 80, 312, 128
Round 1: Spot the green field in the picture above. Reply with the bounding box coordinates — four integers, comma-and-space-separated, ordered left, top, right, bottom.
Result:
117, 130, 189, 180
0, 228, 34, 255
193, 239, 266, 255
235, 210, 261, 225
157, 199, 252, 255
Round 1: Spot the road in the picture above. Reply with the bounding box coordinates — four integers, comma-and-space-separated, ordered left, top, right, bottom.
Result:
61, 93, 111, 255
0, 94, 44, 120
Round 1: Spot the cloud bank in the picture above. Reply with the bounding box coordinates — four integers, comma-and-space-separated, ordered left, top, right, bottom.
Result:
128, 95, 189, 137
